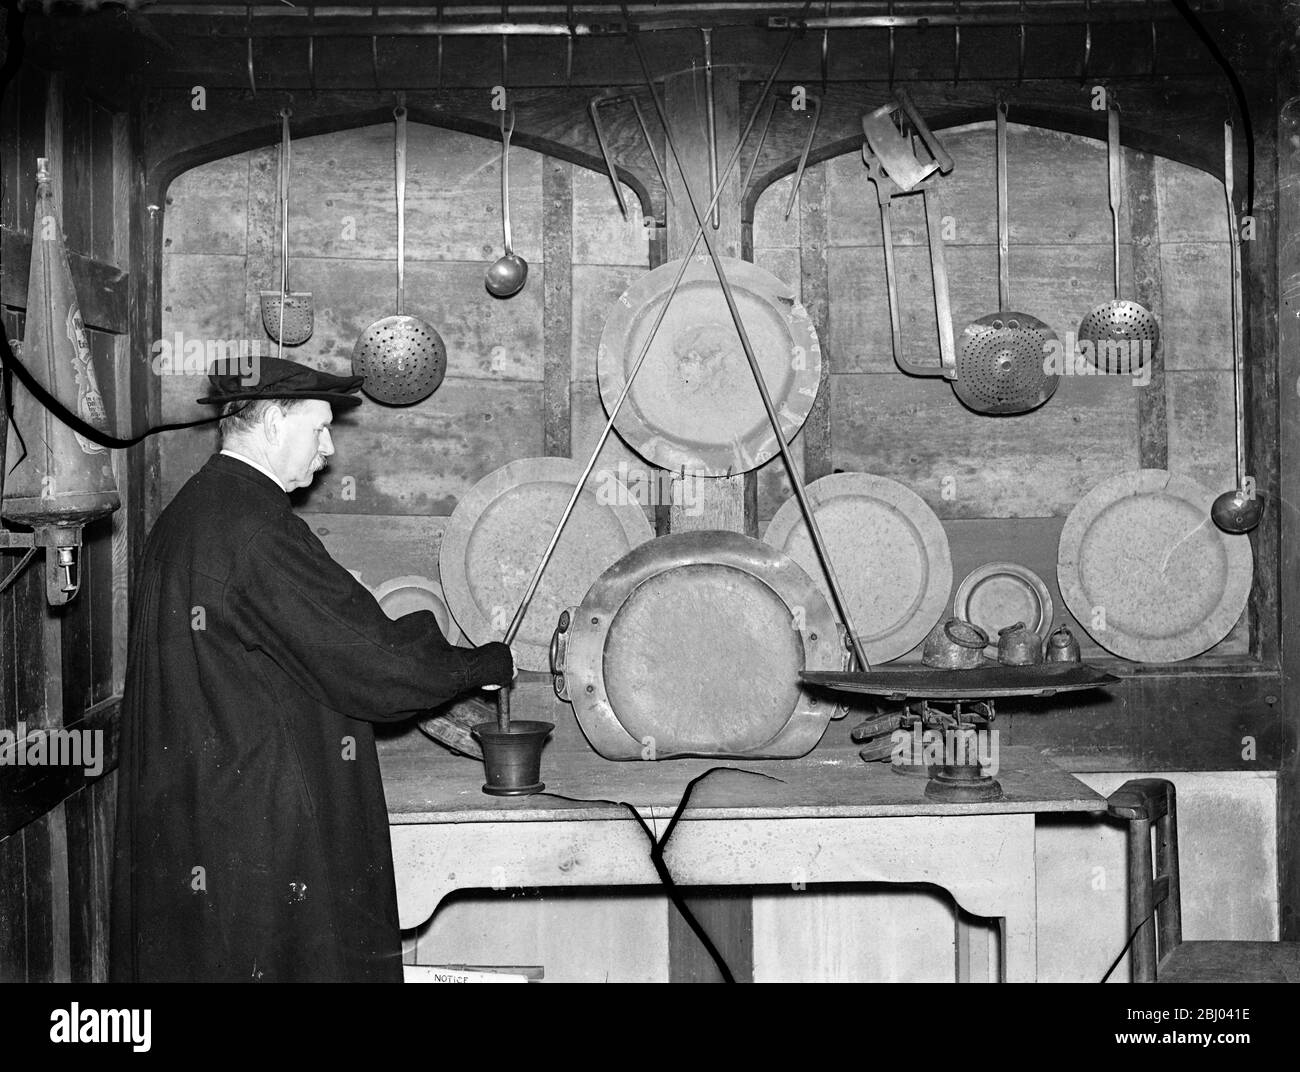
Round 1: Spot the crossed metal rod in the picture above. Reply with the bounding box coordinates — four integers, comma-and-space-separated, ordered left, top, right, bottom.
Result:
496, 2, 869, 729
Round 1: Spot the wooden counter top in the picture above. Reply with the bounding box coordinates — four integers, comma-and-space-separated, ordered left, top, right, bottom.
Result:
378, 688, 1106, 824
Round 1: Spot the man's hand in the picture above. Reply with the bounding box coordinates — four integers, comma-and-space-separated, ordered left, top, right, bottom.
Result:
477, 642, 516, 691
482, 663, 518, 692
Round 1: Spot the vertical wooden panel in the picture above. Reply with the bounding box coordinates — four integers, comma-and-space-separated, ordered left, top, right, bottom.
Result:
1129, 151, 1168, 469
15, 561, 56, 984
16, 64, 46, 227
110, 113, 132, 691
1271, 28, 1298, 938
0, 53, 19, 231
542, 157, 572, 458
798, 166, 833, 483
43, 74, 62, 216
90, 104, 116, 265
0, 826, 25, 981
61, 89, 91, 255
66, 768, 115, 982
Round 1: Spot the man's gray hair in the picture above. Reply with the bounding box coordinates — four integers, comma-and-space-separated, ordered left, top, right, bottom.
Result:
218, 398, 312, 442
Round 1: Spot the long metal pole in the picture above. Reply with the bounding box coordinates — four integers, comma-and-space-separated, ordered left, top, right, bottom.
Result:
624, 15, 871, 673
495, 12, 809, 730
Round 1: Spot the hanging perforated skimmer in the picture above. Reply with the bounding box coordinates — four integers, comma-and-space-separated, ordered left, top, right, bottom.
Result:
1076, 102, 1159, 375
351, 99, 447, 406
955, 101, 1059, 415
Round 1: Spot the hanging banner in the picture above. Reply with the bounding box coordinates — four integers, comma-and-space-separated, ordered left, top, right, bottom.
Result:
2, 158, 119, 527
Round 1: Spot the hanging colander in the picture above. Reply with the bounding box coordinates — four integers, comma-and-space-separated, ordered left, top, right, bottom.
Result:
352, 100, 447, 406
956, 101, 1059, 415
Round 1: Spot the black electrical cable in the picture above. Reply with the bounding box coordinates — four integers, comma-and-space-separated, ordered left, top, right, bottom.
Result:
538, 765, 786, 984
0, 333, 226, 454
1169, 0, 1255, 216
1100, 903, 1159, 983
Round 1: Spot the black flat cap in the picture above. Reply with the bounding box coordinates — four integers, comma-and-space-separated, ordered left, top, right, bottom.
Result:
197, 356, 365, 409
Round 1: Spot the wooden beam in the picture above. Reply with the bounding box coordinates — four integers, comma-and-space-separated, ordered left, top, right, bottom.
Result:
27, 11, 1248, 95
542, 156, 573, 458
0, 226, 129, 335
0, 697, 121, 842
797, 164, 832, 483
1274, 0, 1300, 943
1128, 150, 1167, 470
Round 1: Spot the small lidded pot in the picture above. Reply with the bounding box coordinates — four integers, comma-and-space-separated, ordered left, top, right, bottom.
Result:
997, 621, 1042, 666
1044, 624, 1082, 663
922, 617, 990, 670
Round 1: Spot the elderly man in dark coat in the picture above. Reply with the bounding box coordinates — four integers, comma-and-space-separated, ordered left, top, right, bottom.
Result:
111, 358, 514, 983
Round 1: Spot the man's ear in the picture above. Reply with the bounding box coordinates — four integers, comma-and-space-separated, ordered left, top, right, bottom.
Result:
262, 402, 285, 445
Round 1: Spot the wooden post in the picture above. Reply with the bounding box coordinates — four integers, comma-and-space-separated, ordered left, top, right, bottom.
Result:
1275, 0, 1300, 941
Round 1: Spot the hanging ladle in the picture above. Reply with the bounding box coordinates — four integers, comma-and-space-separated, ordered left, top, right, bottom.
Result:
485, 104, 528, 298
1211, 117, 1264, 535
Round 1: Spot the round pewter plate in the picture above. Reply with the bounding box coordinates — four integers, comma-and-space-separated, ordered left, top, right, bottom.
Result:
371, 574, 467, 646
762, 473, 953, 665
556, 531, 847, 760
1057, 469, 1253, 663
597, 255, 822, 476
440, 457, 655, 671
954, 562, 1054, 656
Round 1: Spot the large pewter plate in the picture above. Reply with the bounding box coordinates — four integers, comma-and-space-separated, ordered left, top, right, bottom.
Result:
598, 255, 822, 476
763, 473, 953, 664
440, 457, 655, 671
1057, 469, 1253, 663
371, 574, 467, 646
551, 531, 849, 760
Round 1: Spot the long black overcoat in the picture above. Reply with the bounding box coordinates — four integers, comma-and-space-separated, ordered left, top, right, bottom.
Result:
111, 453, 511, 982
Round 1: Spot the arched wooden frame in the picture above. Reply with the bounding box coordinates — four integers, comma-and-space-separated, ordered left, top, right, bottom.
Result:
735, 107, 1279, 674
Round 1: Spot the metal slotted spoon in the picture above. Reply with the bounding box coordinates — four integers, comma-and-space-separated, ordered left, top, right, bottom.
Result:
956, 101, 1059, 415
1077, 102, 1159, 375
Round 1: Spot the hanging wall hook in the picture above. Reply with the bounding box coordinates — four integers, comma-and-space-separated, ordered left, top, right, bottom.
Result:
785, 93, 821, 220
887, 0, 896, 91
566, 1, 576, 86
1017, 1, 1027, 85
246, 4, 256, 97
1081, 0, 1093, 85
307, 5, 317, 98
740, 93, 780, 194
1148, 0, 1159, 76
501, 2, 509, 92
371, 3, 381, 96
700, 27, 719, 230
590, 94, 674, 219
820, 0, 830, 96
952, 1, 961, 86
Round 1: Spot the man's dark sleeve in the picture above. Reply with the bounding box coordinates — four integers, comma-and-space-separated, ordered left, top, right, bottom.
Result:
227, 511, 513, 721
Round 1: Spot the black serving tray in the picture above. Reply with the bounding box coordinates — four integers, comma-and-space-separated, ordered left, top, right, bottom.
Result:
800, 662, 1120, 700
